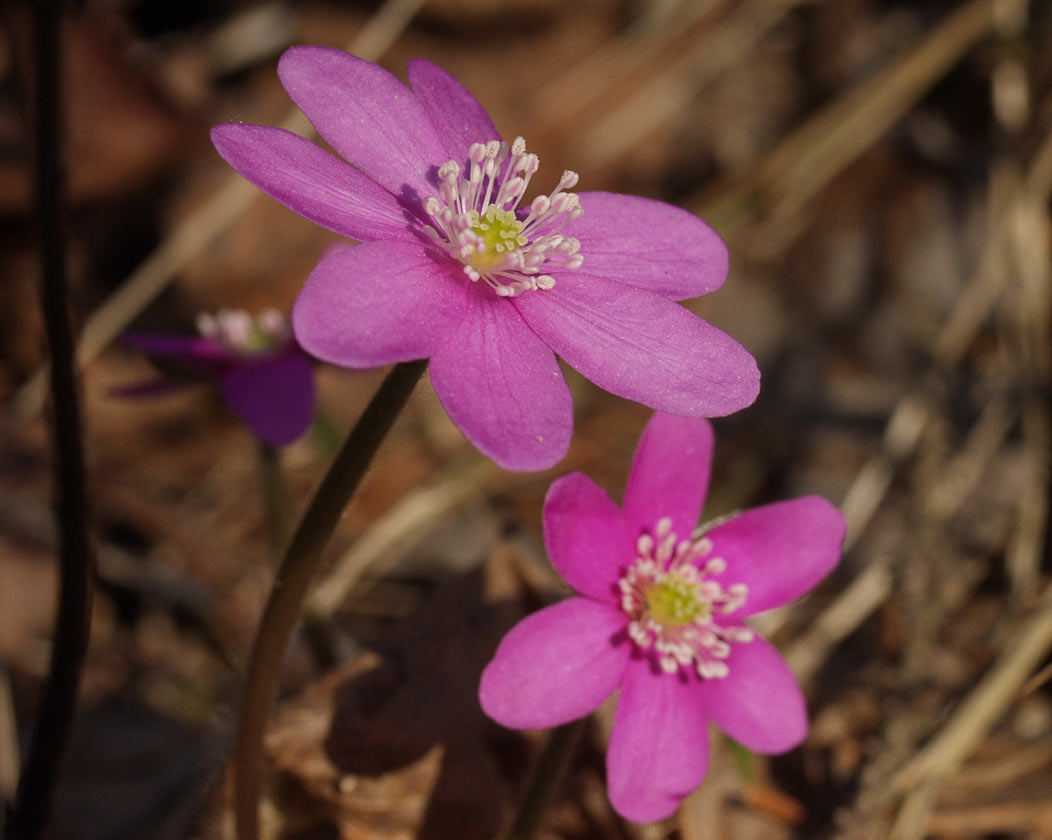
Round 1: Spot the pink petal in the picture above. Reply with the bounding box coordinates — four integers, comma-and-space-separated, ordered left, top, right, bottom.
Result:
607, 658, 709, 823
218, 352, 314, 446
706, 496, 845, 618
291, 242, 469, 369
699, 634, 807, 754
512, 271, 760, 418
571, 192, 728, 300
406, 59, 501, 161
428, 294, 572, 471
543, 473, 633, 603
277, 47, 448, 201
623, 413, 713, 541
211, 124, 411, 243
479, 598, 629, 729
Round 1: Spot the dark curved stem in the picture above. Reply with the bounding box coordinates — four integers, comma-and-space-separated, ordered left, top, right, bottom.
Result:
234, 360, 427, 840
504, 720, 585, 840
6, 2, 95, 839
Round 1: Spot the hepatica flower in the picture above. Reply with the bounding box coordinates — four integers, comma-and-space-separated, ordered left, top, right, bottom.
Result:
211, 47, 760, 470
123, 308, 314, 447
479, 413, 846, 822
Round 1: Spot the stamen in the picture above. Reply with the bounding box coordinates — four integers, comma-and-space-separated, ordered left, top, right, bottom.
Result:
423, 136, 583, 297
619, 519, 753, 680
197, 307, 290, 358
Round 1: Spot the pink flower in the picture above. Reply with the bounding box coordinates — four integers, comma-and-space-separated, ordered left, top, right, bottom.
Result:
122, 308, 314, 447
210, 47, 759, 471
479, 412, 846, 822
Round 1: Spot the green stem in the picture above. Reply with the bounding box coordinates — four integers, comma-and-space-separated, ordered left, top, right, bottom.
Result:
6, 3, 95, 839
233, 360, 427, 840
504, 719, 585, 840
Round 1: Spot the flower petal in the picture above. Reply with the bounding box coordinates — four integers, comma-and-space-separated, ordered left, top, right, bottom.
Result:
218, 352, 314, 446
428, 295, 572, 471
407, 59, 501, 161
513, 271, 760, 418
277, 47, 448, 200
698, 634, 807, 754
211, 123, 411, 243
623, 413, 713, 541
571, 192, 728, 299
607, 658, 709, 823
543, 473, 633, 603
706, 496, 845, 618
292, 241, 468, 369
122, 333, 228, 364
479, 598, 629, 729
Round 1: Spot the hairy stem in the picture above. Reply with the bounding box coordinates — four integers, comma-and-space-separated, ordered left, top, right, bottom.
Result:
234, 360, 427, 840
504, 719, 585, 840
6, 2, 95, 838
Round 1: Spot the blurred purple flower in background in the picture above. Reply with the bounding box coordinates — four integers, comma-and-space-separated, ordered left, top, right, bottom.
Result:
479, 412, 846, 822
123, 308, 314, 447
211, 47, 760, 471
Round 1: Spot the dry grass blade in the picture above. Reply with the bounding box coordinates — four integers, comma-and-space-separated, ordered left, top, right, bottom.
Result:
891, 582, 1052, 791
10, 0, 426, 420
695, 0, 1014, 233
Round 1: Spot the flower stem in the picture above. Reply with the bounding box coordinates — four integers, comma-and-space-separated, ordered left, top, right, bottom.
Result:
504, 719, 585, 840
234, 360, 427, 840
257, 442, 292, 553
6, 2, 95, 839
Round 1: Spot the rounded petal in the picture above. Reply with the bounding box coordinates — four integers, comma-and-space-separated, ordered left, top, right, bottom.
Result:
513, 271, 760, 418
292, 241, 468, 369
407, 59, 501, 161
211, 123, 412, 243
698, 634, 807, 754
706, 496, 846, 618
543, 473, 633, 603
479, 598, 629, 730
277, 47, 448, 200
623, 413, 713, 542
571, 192, 728, 299
428, 295, 572, 471
218, 352, 314, 446
607, 658, 709, 823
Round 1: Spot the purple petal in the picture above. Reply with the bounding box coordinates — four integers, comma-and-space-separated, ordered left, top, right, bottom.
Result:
428, 294, 572, 471
406, 59, 501, 161
277, 47, 449, 201
571, 192, 728, 300
218, 352, 315, 446
623, 413, 713, 541
513, 271, 760, 418
122, 333, 229, 364
479, 598, 629, 729
699, 635, 807, 753
607, 658, 709, 823
543, 473, 633, 603
211, 124, 412, 243
292, 241, 469, 369
706, 496, 845, 618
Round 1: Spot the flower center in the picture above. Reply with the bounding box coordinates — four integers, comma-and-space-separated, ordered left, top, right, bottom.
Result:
197, 307, 290, 358
619, 517, 753, 679
423, 137, 584, 297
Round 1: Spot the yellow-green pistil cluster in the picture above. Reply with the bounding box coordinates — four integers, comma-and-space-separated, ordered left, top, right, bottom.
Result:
467, 207, 528, 271
644, 571, 712, 628
619, 517, 753, 678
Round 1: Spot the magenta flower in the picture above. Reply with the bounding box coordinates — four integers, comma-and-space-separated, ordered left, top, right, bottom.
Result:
123, 308, 314, 447
479, 412, 846, 822
210, 47, 760, 471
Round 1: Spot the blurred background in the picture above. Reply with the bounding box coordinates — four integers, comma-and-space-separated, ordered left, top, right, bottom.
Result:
1, 0, 1051, 838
